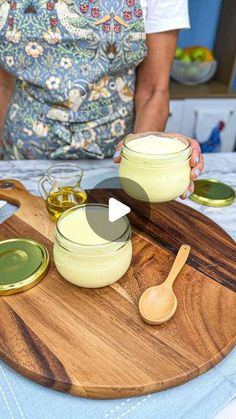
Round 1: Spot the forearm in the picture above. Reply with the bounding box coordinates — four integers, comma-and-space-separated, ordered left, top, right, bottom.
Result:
134, 88, 169, 133
0, 69, 15, 138
133, 30, 178, 134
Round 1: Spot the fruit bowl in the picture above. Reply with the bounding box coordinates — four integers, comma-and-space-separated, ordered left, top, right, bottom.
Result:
171, 60, 217, 86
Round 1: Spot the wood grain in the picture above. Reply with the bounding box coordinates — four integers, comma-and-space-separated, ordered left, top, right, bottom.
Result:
0, 179, 236, 399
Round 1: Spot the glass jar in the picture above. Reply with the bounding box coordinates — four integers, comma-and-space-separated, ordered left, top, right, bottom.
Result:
119, 132, 192, 203
53, 204, 132, 288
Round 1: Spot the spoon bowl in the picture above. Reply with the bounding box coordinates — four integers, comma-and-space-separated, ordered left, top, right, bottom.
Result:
139, 245, 190, 325
139, 285, 177, 325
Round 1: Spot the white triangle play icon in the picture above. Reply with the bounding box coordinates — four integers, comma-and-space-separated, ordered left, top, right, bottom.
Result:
109, 198, 131, 223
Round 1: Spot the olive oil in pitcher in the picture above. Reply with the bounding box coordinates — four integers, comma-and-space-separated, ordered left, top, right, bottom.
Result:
46, 186, 87, 221
38, 164, 87, 221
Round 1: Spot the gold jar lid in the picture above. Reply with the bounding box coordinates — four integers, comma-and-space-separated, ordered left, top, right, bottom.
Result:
0, 239, 49, 296
190, 179, 235, 207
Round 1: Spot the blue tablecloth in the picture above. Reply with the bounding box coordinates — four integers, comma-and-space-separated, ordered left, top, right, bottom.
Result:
1, 203, 236, 419
0, 348, 236, 419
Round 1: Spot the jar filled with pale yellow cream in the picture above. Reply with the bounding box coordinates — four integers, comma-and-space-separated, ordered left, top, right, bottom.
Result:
119, 132, 192, 202
54, 204, 132, 288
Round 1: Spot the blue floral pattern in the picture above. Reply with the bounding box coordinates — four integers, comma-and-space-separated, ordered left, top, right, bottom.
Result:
0, 0, 146, 159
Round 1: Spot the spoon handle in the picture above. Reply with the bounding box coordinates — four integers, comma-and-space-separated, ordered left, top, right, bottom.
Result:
165, 245, 191, 288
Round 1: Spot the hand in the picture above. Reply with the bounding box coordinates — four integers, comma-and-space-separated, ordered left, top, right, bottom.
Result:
113, 134, 204, 200
180, 137, 204, 200
112, 141, 123, 163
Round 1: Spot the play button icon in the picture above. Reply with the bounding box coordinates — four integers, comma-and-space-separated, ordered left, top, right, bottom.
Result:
109, 198, 131, 223
85, 176, 151, 242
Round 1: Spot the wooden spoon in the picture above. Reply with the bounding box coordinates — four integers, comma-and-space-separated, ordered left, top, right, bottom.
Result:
139, 245, 191, 325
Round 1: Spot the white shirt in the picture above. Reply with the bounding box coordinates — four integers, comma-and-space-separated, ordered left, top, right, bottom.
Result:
141, 0, 190, 33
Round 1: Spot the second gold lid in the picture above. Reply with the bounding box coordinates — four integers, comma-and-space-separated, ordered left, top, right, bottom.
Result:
190, 179, 235, 207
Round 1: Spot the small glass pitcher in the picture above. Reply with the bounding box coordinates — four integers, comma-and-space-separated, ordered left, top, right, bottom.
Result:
38, 163, 87, 221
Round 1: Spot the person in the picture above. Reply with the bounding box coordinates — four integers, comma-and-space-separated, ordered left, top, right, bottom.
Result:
0, 0, 203, 198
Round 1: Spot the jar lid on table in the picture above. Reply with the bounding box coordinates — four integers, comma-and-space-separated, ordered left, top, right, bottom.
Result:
0, 239, 49, 295
190, 179, 235, 207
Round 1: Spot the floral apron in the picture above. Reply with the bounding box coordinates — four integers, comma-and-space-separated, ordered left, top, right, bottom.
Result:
0, 0, 147, 160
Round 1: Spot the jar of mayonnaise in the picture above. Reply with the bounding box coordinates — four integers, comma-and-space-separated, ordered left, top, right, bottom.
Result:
54, 204, 132, 288
119, 132, 192, 202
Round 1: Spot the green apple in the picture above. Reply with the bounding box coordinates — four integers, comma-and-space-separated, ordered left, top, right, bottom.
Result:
191, 48, 206, 62
180, 53, 192, 63
175, 47, 184, 59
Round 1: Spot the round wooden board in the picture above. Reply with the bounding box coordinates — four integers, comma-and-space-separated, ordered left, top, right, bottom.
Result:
0, 179, 236, 400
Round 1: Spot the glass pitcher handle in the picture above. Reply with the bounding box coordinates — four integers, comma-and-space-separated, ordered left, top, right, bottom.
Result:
38, 175, 51, 200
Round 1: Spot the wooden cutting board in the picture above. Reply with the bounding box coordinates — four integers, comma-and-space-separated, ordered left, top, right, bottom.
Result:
0, 179, 236, 400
